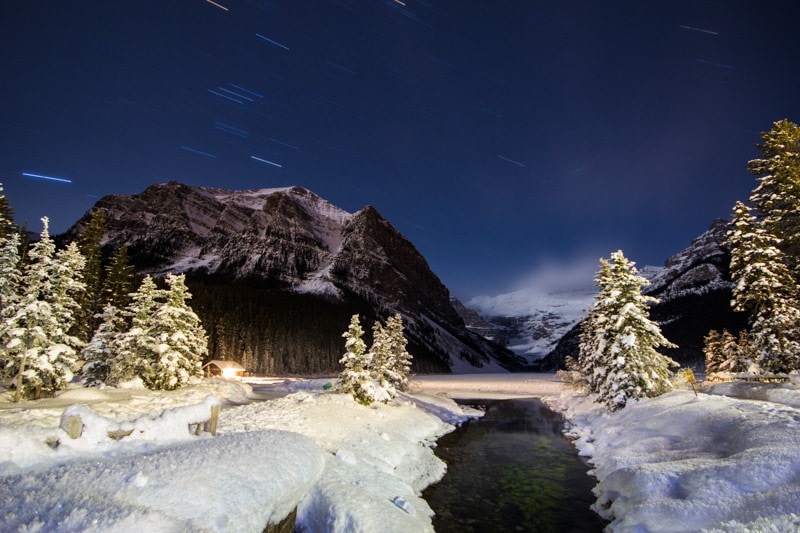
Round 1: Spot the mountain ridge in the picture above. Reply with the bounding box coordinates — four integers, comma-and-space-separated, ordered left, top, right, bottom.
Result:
461, 218, 747, 369
66, 181, 524, 374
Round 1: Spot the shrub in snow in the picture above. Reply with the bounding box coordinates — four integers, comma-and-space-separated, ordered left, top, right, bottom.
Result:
578, 250, 678, 411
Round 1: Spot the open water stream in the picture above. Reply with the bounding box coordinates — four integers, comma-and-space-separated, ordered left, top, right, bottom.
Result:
423, 398, 607, 532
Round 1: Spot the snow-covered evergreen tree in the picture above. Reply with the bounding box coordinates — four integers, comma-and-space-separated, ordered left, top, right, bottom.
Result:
146, 274, 206, 390
111, 275, 163, 385
384, 314, 412, 392
703, 329, 748, 375
72, 209, 106, 342
102, 246, 137, 310
339, 314, 375, 405
50, 242, 86, 349
369, 319, 394, 397
703, 330, 724, 374
1, 218, 84, 400
578, 250, 678, 411
0, 183, 17, 239
747, 119, 800, 272
82, 304, 126, 385
0, 232, 21, 314
728, 201, 800, 372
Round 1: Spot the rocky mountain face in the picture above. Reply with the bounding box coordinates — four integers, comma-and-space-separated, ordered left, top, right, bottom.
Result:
66, 181, 523, 375
545, 219, 748, 369
459, 287, 595, 370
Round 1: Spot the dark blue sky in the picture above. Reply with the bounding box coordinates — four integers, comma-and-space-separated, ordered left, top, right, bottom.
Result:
2, 1, 799, 298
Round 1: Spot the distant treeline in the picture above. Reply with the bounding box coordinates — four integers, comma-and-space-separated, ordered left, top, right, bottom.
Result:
187, 279, 451, 375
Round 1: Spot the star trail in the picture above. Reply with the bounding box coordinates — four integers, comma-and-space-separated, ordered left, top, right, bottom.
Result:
2, 1, 799, 297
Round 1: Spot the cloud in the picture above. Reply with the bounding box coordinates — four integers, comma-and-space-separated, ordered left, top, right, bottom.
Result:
511, 253, 604, 294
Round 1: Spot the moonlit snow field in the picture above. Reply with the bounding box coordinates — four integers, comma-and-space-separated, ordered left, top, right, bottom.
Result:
1, 374, 799, 531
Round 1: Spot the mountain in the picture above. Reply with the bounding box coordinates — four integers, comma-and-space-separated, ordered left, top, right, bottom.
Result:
463, 284, 596, 369
65, 182, 523, 375
545, 219, 748, 369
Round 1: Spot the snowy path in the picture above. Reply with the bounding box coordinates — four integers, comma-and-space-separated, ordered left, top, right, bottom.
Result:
410, 372, 566, 399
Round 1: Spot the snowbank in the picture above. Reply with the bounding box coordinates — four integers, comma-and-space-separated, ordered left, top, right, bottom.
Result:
0, 430, 324, 532
0, 377, 474, 532
553, 386, 800, 532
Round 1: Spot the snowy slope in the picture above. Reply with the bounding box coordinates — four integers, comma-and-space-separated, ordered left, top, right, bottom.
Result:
553, 383, 800, 532
0, 378, 477, 532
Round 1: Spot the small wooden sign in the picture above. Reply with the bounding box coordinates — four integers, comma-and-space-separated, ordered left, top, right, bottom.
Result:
684, 369, 698, 396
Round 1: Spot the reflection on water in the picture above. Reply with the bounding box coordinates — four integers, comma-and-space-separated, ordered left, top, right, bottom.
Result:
423, 399, 606, 532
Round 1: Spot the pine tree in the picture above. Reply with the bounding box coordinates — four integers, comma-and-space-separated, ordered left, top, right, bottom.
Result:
102, 246, 136, 310
720, 330, 749, 373
0, 232, 21, 314
82, 303, 126, 385
72, 210, 106, 342
146, 273, 206, 390
747, 119, 800, 272
111, 275, 163, 385
51, 243, 86, 334
703, 330, 723, 374
1, 218, 83, 400
384, 314, 412, 392
0, 183, 17, 239
578, 250, 678, 411
339, 314, 375, 405
728, 201, 800, 372
370, 320, 394, 396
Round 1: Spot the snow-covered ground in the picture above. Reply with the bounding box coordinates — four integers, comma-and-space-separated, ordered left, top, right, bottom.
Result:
2, 374, 800, 532
551, 381, 800, 532
0, 377, 477, 532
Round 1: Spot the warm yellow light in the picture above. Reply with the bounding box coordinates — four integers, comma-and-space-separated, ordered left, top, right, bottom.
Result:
221, 368, 239, 379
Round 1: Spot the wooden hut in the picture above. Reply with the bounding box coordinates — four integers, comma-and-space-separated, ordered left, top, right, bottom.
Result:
202, 360, 246, 379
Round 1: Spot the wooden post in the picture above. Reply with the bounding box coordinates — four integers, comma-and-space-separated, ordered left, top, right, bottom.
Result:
204, 404, 220, 436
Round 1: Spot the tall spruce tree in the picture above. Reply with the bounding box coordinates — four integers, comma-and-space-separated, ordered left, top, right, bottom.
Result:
111, 275, 163, 385
578, 250, 678, 411
370, 320, 393, 395
703, 330, 724, 374
728, 201, 800, 372
103, 246, 136, 310
146, 274, 207, 390
0, 183, 17, 239
1, 218, 84, 400
384, 314, 412, 392
747, 119, 800, 271
725, 120, 800, 375
82, 303, 126, 384
0, 233, 21, 314
72, 210, 106, 342
339, 314, 375, 405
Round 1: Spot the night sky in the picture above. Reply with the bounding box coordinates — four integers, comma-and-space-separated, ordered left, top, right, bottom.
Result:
2, 1, 799, 298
